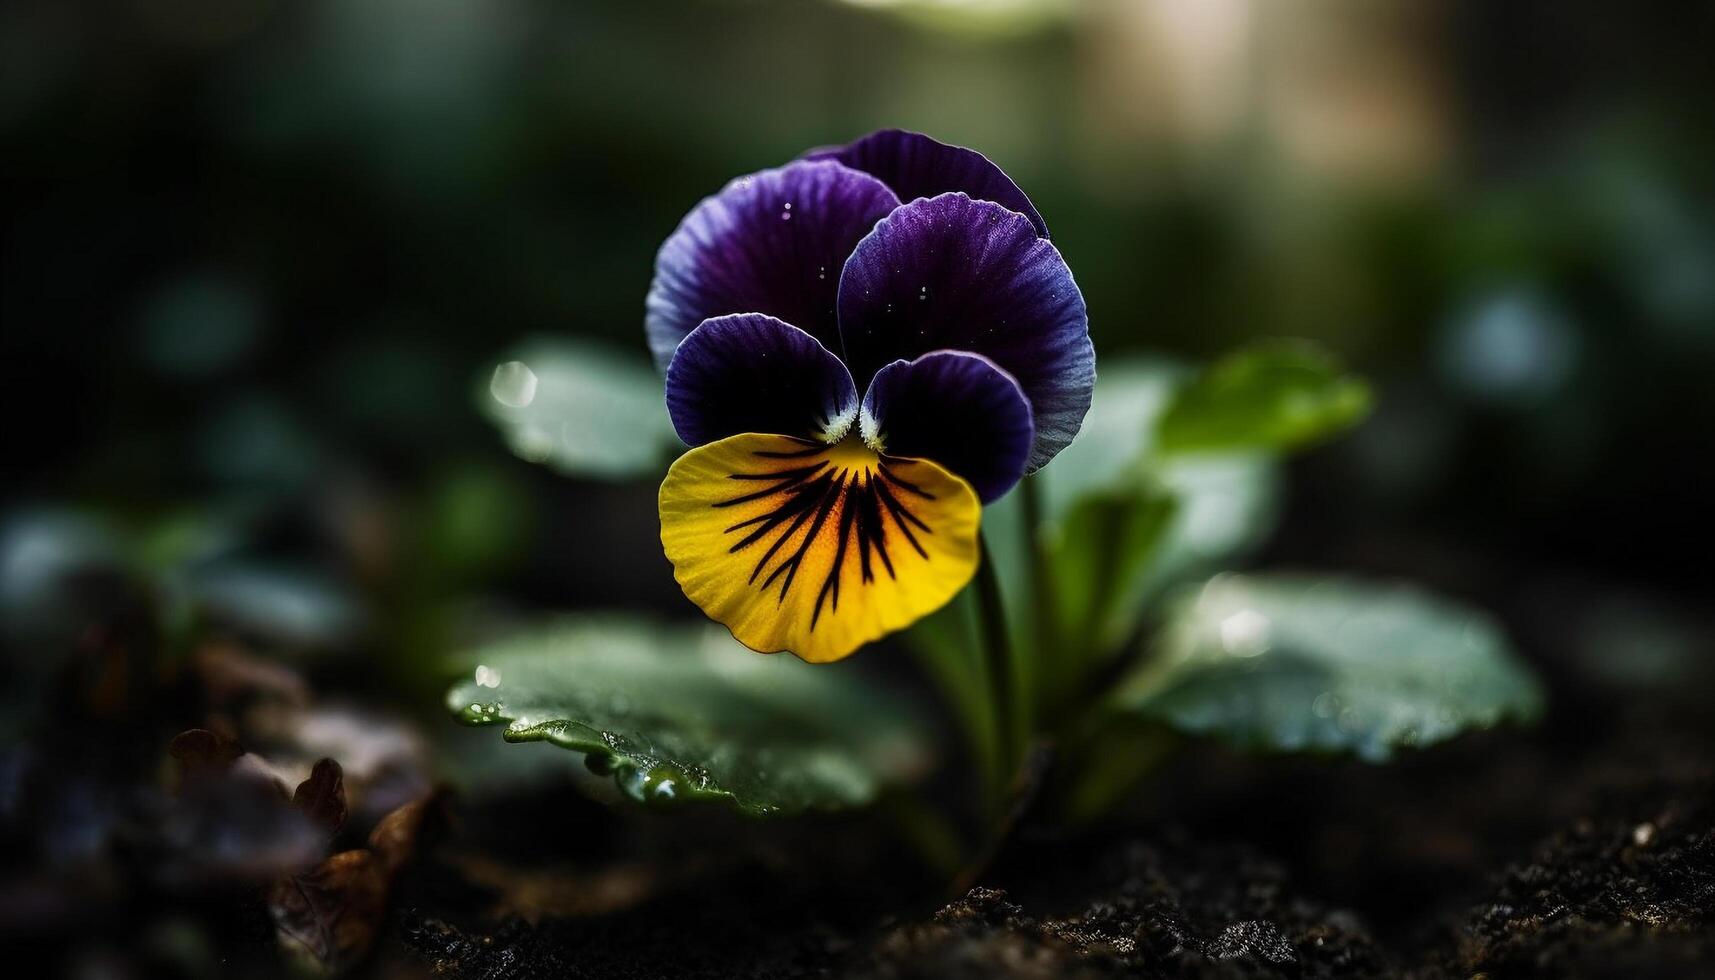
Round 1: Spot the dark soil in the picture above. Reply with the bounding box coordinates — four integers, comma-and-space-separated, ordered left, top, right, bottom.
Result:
395, 636, 1715, 980
11, 544, 1712, 979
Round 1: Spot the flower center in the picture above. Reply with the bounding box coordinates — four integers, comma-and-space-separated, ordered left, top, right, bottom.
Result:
713, 435, 934, 629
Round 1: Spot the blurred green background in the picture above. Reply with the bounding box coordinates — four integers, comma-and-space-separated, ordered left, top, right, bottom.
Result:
3, 0, 1712, 658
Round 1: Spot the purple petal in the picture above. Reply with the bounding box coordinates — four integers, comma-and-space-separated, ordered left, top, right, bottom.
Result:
666, 314, 858, 446
806, 129, 1048, 238
645, 161, 901, 371
861, 352, 1034, 503
838, 194, 1094, 472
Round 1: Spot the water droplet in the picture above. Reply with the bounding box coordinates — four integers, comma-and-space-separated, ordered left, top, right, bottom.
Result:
474, 664, 501, 688
1312, 692, 1340, 718
780, 210, 792, 221
1632, 822, 1656, 847
465, 701, 505, 723
490, 361, 538, 408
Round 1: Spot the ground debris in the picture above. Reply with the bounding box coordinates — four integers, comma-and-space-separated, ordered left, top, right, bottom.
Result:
850, 838, 1392, 979
392, 695, 1715, 979
1450, 785, 1715, 978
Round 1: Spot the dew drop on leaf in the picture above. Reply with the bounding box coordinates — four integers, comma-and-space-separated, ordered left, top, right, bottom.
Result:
489, 361, 538, 408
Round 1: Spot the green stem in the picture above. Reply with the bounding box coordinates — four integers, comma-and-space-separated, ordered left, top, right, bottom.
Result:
1059, 717, 1180, 825
904, 594, 1001, 811
880, 791, 965, 879
1018, 475, 1052, 729
973, 531, 1015, 797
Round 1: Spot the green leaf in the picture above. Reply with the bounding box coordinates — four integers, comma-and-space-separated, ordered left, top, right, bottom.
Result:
983, 359, 1185, 630
1143, 454, 1280, 594
1016, 359, 1282, 606
1156, 341, 1372, 455
902, 591, 998, 783
1048, 477, 1177, 652
1111, 573, 1544, 761
977, 359, 1282, 708
447, 617, 933, 815
903, 591, 1004, 805
1031, 358, 1185, 520
479, 337, 678, 479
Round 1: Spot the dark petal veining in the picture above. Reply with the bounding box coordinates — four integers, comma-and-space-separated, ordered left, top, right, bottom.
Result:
645, 160, 900, 371
666, 313, 860, 447
805, 129, 1048, 238
860, 351, 1034, 503
838, 193, 1094, 472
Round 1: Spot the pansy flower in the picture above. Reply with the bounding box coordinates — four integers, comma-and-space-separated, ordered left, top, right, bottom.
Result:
648, 130, 1094, 663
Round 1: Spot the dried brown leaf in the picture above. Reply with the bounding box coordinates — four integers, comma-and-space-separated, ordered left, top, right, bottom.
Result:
368, 788, 451, 877
292, 758, 348, 838
269, 849, 389, 975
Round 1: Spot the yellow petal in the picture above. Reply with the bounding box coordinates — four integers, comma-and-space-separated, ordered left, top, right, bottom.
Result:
660, 433, 981, 663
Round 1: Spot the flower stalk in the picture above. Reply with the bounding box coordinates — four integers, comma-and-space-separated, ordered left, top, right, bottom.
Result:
973, 532, 1016, 809
1018, 474, 1054, 731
